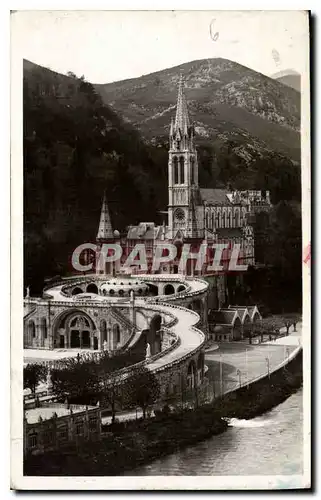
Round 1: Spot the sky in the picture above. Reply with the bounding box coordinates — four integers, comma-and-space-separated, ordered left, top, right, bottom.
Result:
11, 10, 309, 84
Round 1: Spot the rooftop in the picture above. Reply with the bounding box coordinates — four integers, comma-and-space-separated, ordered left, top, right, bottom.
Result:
209, 309, 238, 325
25, 404, 97, 424
216, 227, 243, 239
200, 188, 231, 206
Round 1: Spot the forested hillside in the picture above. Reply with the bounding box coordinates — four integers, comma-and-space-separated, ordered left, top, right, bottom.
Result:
24, 60, 302, 303
24, 62, 168, 293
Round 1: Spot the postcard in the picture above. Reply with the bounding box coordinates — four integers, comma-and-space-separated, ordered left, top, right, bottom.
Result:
11, 9, 311, 490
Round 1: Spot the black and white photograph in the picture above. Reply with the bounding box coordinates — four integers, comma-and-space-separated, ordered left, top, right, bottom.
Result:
10, 9, 311, 490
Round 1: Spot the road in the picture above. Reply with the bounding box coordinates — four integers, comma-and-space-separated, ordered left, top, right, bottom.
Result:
101, 324, 302, 424
205, 323, 302, 396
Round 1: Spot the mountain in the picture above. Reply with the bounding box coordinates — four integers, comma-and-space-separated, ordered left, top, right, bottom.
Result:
271, 69, 301, 92
23, 59, 302, 292
95, 58, 301, 164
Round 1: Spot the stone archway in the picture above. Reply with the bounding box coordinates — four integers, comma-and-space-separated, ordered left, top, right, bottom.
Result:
147, 284, 158, 296
54, 310, 97, 349
148, 314, 162, 355
177, 285, 185, 293
71, 287, 83, 296
69, 316, 91, 348
243, 315, 252, 340
86, 283, 98, 294
112, 323, 121, 350
164, 284, 175, 296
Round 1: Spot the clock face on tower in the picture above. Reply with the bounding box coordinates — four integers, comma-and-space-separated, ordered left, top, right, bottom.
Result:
175, 208, 185, 222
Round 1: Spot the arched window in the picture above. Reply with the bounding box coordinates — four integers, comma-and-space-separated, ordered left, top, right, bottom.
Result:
28, 320, 35, 339
100, 320, 107, 342
228, 211, 233, 228
235, 209, 240, 227
205, 211, 209, 229
212, 212, 215, 228
179, 157, 185, 184
173, 157, 179, 184
113, 324, 121, 344
216, 213, 220, 228
222, 212, 227, 228
41, 318, 47, 339
190, 157, 195, 184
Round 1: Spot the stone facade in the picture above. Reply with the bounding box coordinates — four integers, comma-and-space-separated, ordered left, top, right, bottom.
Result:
24, 403, 101, 456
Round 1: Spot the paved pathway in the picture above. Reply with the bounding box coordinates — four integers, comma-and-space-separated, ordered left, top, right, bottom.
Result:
205, 323, 302, 397
24, 348, 93, 365
101, 324, 302, 424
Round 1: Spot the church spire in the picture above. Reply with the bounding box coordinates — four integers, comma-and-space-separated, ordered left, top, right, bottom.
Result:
174, 73, 190, 133
97, 192, 114, 241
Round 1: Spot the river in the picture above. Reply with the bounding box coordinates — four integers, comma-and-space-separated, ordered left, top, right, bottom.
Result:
128, 389, 303, 476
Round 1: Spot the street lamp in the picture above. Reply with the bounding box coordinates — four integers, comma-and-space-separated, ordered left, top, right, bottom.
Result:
219, 354, 223, 396
265, 357, 270, 379
286, 347, 290, 363
236, 369, 242, 388
245, 348, 249, 389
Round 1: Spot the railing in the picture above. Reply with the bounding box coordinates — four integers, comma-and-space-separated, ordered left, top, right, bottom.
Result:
109, 307, 137, 333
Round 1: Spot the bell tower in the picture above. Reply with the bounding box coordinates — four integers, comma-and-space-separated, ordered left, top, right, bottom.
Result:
168, 74, 199, 239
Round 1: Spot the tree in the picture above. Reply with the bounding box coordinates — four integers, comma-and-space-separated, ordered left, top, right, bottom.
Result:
261, 316, 285, 341
23, 363, 48, 396
281, 313, 301, 335
99, 371, 124, 424
51, 357, 101, 405
124, 366, 160, 419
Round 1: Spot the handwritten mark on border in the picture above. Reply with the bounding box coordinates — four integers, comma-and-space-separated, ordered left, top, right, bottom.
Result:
303, 242, 311, 267
209, 19, 219, 42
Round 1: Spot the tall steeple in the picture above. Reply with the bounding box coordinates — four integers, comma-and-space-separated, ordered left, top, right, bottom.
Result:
174, 73, 190, 134
168, 74, 200, 240
96, 192, 114, 241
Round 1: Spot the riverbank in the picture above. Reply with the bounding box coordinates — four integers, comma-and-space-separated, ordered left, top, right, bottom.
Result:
24, 405, 228, 476
24, 348, 302, 476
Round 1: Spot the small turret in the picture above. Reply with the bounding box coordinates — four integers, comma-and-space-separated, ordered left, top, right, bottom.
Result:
96, 192, 114, 241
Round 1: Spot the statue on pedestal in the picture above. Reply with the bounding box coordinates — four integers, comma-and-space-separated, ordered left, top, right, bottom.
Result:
26, 286, 30, 298
103, 340, 108, 351
145, 342, 151, 359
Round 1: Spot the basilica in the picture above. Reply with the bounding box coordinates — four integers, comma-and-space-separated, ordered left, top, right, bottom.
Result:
95, 75, 271, 278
